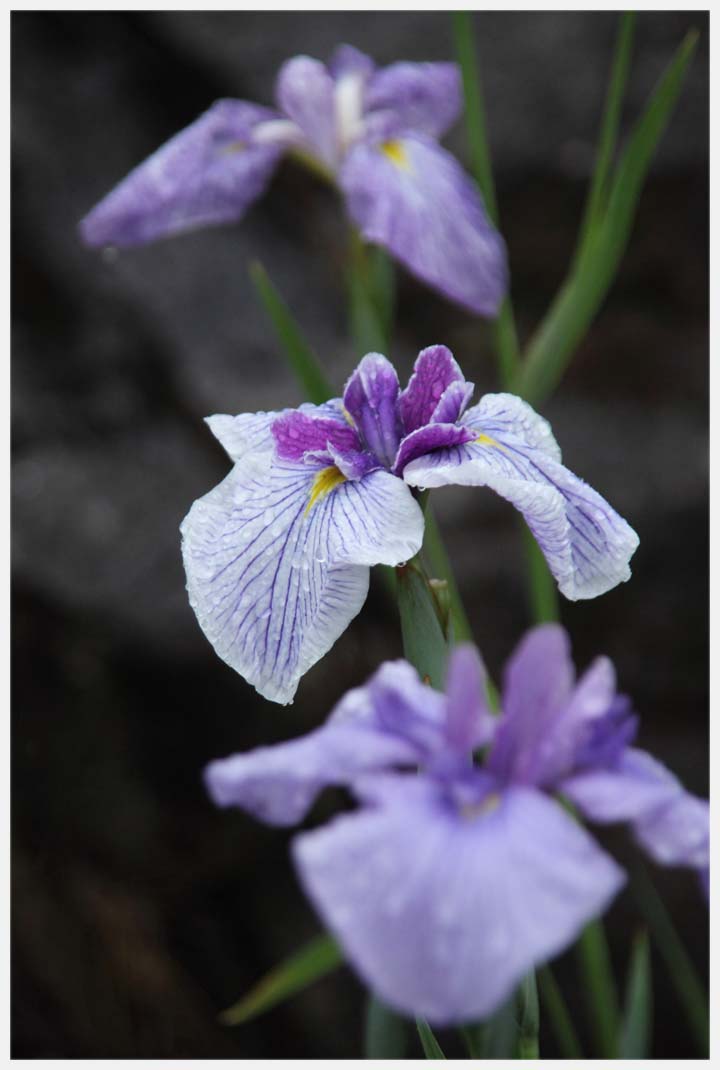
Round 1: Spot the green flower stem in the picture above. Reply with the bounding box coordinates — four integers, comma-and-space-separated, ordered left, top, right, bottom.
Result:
516, 970, 540, 1059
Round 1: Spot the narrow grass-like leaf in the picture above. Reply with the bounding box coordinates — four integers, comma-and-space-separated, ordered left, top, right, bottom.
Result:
452, 10, 519, 385
576, 12, 636, 253
347, 229, 390, 356
516, 970, 540, 1058
249, 260, 333, 404
365, 996, 407, 1057
577, 918, 620, 1057
537, 965, 584, 1059
396, 560, 448, 688
368, 245, 396, 345
619, 930, 653, 1058
416, 1018, 446, 1059
516, 28, 698, 406
479, 992, 519, 1057
220, 934, 342, 1025
631, 863, 708, 1055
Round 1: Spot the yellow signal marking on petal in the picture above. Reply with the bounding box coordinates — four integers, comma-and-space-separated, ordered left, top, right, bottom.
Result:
474, 432, 504, 449
381, 140, 411, 170
305, 466, 346, 515
341, 406, 356, 428
461, 793, 501, 821
220, 139, 246, 155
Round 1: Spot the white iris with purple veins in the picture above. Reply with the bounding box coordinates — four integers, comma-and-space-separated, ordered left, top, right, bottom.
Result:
80, 44, 507, 316
181, 345, 639, 704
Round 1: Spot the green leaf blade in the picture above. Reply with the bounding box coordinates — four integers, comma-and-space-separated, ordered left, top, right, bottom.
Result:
249, 260, 333, 404
396, 561, 448, 688
219, 933, 342, 1026
416, 1018, 446, 1059
619, 930, 653, 1058
365, 996, 407, 1057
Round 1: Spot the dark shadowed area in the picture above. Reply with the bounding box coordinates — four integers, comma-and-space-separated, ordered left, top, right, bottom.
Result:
12, 10, 707, 1059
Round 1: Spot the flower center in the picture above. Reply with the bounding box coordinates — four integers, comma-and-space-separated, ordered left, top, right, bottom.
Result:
335, 73, 366, 154
460, 792, 501, 821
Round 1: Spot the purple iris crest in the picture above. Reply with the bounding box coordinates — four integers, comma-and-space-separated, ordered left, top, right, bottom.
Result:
205, 626, 709, 1025
180, 345, 639, 704
78, 44, 507, 316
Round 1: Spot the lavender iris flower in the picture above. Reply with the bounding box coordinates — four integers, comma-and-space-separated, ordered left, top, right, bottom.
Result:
181, 345, 638, 704
79, 44, 507, 316
205, 626, 709, 1025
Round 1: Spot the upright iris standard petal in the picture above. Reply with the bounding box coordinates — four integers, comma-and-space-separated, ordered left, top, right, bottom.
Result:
328, 44, 376, 81
402, 394, 640, 601
340, 134, 508, 316
343, 353, 403, 468
275, 56, 339, 169
294, 778, 624, 1025
80, 101, 285, 248
398, 345, 466, 434
364, 61, 462, 139
443, 644, 495, 753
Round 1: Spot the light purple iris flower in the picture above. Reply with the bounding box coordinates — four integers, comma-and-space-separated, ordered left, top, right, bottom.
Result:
79, 44, 507, 316
180, 345, 638, 704
205, 626, 709, 1025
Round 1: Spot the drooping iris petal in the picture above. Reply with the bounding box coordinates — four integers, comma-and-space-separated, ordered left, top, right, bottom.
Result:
275, 55, 338, 168
561, 748, 709, 875
443, 645, 495, 754
343, 353, 403, 468
181, 457, 367, 704
181, 456, 423, 704
205, 723, 419, 827
325, 469, 425, 566
561, 748, 687, 824
489, 625, 575, 784
402, 406, 640, 600
340, 134, 507, 316
80, 101, 285, 248
364, 62, 462, 139
398, 344, 465, 434
633, 791, 709, 871
294, 777, 624, 1025
463, 393, 563, 463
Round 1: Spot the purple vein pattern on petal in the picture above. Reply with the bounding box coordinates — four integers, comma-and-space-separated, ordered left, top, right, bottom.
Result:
398, 345, 466, 434
272, 409, 361, 463
206, 400, 345, 463
181, 457, 369, 704
341, 135, 507, 316
364, 62, 462, 139
343, 353, 403, 468
431, 380, 475, 426
80, 101, 285, 248
276, 56, 338, 168
402, 396, 639, 600
294, 779, 624, 1025
181, 455, 424, 703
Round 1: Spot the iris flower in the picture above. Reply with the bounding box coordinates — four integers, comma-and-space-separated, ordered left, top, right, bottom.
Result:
205, 626, 709, 1025
79, 44, 507, 316
181, 345, 639, 703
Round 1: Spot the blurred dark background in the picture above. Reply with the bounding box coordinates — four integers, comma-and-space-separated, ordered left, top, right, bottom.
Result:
12, 10, 708, 1059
